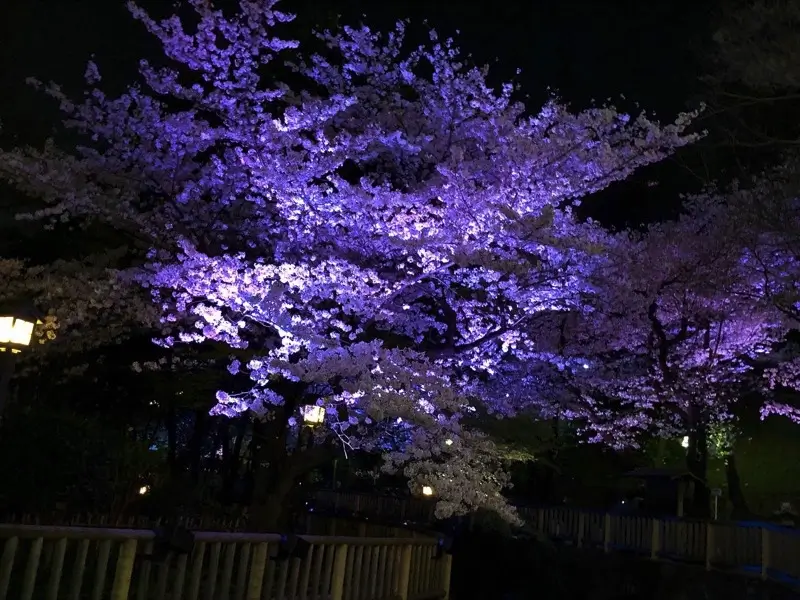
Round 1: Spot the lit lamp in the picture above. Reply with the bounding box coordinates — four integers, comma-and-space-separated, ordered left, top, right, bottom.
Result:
301, 405, 325, 426
421, 485, 434, 497
0, 306, 42, 420
0, 315, 37, 354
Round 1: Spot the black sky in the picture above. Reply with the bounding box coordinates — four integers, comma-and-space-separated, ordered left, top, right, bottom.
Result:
0, 0, 721, 226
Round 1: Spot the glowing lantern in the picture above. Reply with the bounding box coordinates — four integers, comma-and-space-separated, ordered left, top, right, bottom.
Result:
681, 436, 689, 449
301, 405, 325, 426
421, 486, 434, 496
138, 485, 150, 495
0, 315, 37, 354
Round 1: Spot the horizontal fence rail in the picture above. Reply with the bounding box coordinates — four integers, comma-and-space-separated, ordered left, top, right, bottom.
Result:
0, 524, 452, 600
313, 493, 436, 526
314, 490, 800, 587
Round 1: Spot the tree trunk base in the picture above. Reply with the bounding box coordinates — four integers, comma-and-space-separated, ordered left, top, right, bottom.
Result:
249, 494, 293, 532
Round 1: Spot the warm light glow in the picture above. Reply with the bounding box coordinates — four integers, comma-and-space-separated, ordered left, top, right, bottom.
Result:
138, 485, 150, 495
681, 436, 689, 448
422, 485, 434, 496
301, 405, 325, 425
0, 317, 35, 348
445, 439, 453, 446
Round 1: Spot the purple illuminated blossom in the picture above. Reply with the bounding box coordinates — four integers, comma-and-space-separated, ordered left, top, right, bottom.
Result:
0, 0, 702, 517
527, 197, 786, 451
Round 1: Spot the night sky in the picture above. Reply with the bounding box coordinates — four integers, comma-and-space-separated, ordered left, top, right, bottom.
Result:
0, 0, 720, 227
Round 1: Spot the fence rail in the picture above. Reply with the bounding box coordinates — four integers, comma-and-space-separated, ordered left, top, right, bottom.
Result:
0, 523, 452, 600
313, 493, 436, 526
314, 490, 800, 587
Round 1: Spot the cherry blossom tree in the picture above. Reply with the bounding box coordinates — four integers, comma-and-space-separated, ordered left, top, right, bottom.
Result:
540, 198, 784, 515
1, 0, 700, 522
694, 0, 800, 430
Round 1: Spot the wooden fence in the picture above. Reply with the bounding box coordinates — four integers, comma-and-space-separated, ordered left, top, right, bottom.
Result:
0, 513, 250, 533
312, 493, 435, 526
314, 490, 800, 587
0, 524, 452, 600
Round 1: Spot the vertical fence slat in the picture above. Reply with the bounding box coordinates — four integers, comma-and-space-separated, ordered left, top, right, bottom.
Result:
203, 542, 222, 600
374, 546, 386, 599
245, 542, 268, 600
136, 540, 153, 600
299, 545, 314, 600
287, 557, 302, 600
351, 545, 363, 600
187, 542, 207, 600
45, 537, 67, 600
274, 559, 289, 600
233, 542, 250, 600
310, 544, 325, 600
154, 553, 172, 600
396, 545, 412, 600
68, 538, 89, 600
440, 553, 453, 600
218, 543, 236, 600
262, 559, 277, 600
321, 543, 336, 600
20, 536, 43, 600
172, 553, 189, 600
329, 544, 347, 600
0, 536, 18, 600
91, 539, 112, 600
110, 539, 137, 600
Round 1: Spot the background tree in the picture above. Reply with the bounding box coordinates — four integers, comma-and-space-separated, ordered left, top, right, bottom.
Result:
548, 199, 783, 516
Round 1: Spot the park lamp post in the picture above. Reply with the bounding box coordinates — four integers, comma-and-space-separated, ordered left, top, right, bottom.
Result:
0, 307, 41, 419
301, 404, 326, 426
300, 404, 339, 490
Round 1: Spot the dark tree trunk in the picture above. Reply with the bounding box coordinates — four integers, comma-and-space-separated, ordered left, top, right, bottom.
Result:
246, 416, 333, 531
220, 417, 248, 504
724, 451, 750, 519
187, 410, 209, 483
166, 407, 178, 474
249, 469, 298, 532
685, 418, 710, 518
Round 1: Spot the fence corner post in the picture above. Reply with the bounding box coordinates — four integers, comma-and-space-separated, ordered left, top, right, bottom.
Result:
761, 527, 770, 581
330, 544, 348, 600
651, 518, 660, 560
396, 544, 413, 600
110, 539, 138, 600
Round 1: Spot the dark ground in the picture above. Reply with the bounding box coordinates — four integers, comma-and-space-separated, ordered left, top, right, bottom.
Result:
450, 531, 800, 600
